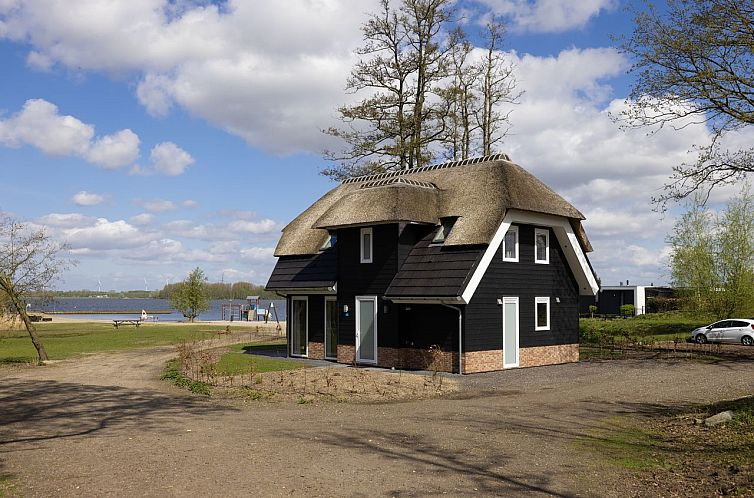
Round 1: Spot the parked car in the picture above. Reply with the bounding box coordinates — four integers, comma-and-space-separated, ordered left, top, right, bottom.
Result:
689, 319, 754, 346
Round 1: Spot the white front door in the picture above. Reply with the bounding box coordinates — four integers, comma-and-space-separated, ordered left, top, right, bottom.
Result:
355, 296, 377, 364
502, 296, 519, 368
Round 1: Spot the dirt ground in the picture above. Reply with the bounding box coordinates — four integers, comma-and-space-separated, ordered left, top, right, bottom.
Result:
1, 342, 753, 497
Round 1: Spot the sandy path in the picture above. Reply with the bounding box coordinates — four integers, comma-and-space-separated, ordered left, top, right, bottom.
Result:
1, 346, 752, 497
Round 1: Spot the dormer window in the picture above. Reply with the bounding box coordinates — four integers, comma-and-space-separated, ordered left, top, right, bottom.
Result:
503, 225, 518, 262
431, 218, 457, 244
535, 228, 549, 264
360, 227, 372, 263
320, 233, 337, 251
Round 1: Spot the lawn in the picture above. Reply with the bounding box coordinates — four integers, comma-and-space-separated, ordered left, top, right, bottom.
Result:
580, 311, 714, 344
0, 322, 251, 363
214, 343, 303, 375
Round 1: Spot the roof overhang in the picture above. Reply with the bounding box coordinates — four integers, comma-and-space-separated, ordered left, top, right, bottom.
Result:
265, 284, 337, 296
386, 296, 466, 305
460, 209, 599, 301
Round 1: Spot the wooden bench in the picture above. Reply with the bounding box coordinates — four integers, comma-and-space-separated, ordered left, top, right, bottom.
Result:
112, 319, 142, 329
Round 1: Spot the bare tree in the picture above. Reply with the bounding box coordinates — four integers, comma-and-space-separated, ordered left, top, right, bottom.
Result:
477, 21, 521, 156
618, 0, 754, 207
323, 0, 455, 180
440, 27, 479, 160
0, 215, 72, 362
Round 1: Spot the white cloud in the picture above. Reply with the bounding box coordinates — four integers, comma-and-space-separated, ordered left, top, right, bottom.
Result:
231, 219, 277, 234
182, 199, 198, 208
72, 190, 106, 206
149, 141, 194, 175
62, 218, 151, 250
240, 247, 275, 261
0, 0, 370, 154
478, 0, 617, 33
138, 199, 177, 212
0, 99, 140, 169
37, 212, 93, 228
129, 213, 154, 225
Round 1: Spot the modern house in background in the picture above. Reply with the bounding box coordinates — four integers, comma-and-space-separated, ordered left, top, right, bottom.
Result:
266, 154, 599, 373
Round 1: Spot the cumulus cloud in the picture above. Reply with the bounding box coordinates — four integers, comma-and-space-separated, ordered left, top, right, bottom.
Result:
477, 0, 617, 32
137, 199, 177, 213
62, 218, 151, 250
37, 212, 94, 228
0, 0, 370, 154
129, 213, 154, 225
0, 99, 140, 169
72, 190, 107, 206
149, 141, 194, 175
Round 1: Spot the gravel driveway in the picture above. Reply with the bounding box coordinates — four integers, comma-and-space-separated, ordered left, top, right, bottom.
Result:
1, 346, 752, 497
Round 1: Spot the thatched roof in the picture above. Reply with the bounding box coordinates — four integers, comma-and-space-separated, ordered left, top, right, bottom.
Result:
275, 154, 590, 256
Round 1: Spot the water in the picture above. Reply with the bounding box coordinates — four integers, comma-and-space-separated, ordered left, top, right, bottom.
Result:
29, 297, 287, 322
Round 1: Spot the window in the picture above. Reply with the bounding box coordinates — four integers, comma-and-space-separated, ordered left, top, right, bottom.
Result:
503, 225, 518, 262
535, 297, 550, 331
320, 233, 337, 251
360, 227, 372, 263
431, 218, 457, 244
535, 228, 549, 264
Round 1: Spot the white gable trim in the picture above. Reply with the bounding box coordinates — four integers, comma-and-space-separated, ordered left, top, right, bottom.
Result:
460, 209, 598, 303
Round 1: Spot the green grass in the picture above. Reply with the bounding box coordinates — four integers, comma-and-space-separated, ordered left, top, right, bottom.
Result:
214, 343, 304, 375
580, 311, 714, 345
577, 418, 669, 471
160, 358, 212, 395
0, 322, 244, 363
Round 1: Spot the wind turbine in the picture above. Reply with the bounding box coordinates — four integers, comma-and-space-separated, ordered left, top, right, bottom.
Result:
144, 278, 149, 292
97, 276, 102, 293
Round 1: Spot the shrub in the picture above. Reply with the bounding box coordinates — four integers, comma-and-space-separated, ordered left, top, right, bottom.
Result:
620, 304, 636, 317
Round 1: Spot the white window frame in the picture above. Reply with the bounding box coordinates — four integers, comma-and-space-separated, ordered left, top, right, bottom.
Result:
502, 225, 519, 262
534, 228, 550, 264
535, 296, 550, 331
360, 227, 373, 263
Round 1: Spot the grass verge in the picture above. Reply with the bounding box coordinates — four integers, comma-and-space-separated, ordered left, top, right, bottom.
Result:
580, 311, 713, 346
580, 396, 754, 495
0, 322, 251, 363
160, 358, 212, 395
214, 344, 304, 375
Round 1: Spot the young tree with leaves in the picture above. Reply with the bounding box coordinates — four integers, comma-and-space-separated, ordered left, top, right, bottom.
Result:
171, 267, 209, 323
668, 188, 754, 318
0, 215, 72, 363
619, 0, 754, 207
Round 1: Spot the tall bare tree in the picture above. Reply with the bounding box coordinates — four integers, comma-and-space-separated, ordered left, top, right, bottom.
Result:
618, 0, 754, 207
441, 27, 479, 160
323, 0, 455, 180
0, 215, 72, 362
477, 21, 520, 156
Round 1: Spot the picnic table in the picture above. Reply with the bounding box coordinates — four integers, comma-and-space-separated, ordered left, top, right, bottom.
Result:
112, 319, 142, 329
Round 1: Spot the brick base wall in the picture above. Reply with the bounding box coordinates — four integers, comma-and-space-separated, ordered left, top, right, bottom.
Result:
336, 344, 355, 365
463, 350, 503, 373
378, 347, 457, 373
519, 344, 579, 368
308, 342, 324, 360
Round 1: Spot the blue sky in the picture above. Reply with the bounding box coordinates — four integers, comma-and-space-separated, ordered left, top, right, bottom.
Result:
0, 0, 721, 290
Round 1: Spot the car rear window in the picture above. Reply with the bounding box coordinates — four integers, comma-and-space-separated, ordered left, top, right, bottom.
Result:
732, 320, 751, 328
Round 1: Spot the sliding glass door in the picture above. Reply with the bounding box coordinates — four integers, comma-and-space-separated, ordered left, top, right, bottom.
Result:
290, 296, 308, 357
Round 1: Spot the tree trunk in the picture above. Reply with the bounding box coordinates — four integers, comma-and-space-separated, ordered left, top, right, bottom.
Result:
7, 290, 48, 362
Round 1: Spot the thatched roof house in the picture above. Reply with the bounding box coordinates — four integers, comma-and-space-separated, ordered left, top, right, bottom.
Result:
267, 154, 597, 374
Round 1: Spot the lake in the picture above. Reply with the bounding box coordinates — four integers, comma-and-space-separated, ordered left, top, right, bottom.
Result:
28, 297, 287, 322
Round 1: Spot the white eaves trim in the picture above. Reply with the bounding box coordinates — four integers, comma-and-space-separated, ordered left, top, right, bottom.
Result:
460, 209, 599, 303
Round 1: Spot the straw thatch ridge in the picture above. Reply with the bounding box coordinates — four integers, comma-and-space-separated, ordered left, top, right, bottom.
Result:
275, 155, 590, 257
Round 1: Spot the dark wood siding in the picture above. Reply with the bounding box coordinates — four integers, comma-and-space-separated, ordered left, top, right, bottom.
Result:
397, 303, 458, 352
336, 224, 400, 348
465, 224, 579, 352
598, 289, 634, 315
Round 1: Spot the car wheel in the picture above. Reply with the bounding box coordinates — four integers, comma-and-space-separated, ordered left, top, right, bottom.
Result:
742, 336, 754, 346
695, 334, 708, 344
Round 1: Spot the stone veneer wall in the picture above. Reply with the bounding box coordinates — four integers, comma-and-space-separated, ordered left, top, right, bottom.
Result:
308, 342, 324, 360
518, 344, 579, 368
336, 344, 355, 365
463, 350, 503, 373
